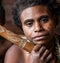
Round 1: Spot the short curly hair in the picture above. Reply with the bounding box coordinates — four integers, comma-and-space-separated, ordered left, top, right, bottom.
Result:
0, 5, 5, 25
11, 0, 60, 30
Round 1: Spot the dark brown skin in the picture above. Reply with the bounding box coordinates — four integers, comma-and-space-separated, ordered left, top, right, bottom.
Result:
21, 5, 56, 63
4, 5, 56, 63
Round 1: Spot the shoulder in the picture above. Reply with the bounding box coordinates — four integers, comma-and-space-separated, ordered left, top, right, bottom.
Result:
4, 45, 24, 63
5, 45, 23, 57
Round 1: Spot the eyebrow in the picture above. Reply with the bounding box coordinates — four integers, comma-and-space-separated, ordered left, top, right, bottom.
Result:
38, 15, 49, 21
24, 15, 49, 24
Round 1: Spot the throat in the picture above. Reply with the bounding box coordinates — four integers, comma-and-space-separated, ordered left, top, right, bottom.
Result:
45, 37, 56, 52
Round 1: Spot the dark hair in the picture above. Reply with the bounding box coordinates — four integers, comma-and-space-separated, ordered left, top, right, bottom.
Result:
0, 5, 5, 25
0, 0, 2, 5
12, 0, 60, 30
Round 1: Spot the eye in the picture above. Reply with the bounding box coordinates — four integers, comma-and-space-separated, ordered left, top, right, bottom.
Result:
24, 20, 33, 27
39, 15, 49, 23
26, 21, 32, 26
41, 17, 48, 23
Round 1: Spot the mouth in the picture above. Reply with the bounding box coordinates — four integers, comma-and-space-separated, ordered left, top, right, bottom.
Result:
32, 33, 49, 42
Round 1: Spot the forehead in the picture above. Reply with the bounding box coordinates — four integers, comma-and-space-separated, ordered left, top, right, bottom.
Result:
20, 5, 50, 20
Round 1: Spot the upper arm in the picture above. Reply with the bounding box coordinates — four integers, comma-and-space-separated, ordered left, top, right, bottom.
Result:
4, 45, 24, 63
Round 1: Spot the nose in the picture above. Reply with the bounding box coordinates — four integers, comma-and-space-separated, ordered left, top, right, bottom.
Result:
34, 22, 44, 32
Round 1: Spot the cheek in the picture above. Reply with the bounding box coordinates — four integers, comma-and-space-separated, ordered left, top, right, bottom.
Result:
43, 21, 55, 34
22, 26, 33, 39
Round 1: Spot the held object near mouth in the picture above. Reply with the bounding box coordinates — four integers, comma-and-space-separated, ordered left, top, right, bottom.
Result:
0, 25, 34, 53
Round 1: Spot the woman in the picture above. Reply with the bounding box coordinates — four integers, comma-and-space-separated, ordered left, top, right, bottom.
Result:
4, 0, 60, 63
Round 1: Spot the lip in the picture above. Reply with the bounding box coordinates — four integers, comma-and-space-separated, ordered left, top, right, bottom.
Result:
32, 34, 48, 41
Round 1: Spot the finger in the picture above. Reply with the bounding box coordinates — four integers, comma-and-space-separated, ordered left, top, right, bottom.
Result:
33, 45, 41, 52
40, 49, 49, 60
45, 53, 53, 63
39, 46, 46, 57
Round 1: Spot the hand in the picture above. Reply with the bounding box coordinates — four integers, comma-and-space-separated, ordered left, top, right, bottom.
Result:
27, 45, 54, 63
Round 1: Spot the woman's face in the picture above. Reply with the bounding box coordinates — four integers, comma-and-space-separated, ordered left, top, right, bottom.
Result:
20, 5, 56, 45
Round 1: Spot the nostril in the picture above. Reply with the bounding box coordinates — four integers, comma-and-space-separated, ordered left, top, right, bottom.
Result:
35, 28, 44, 32
34, 24, 44, 32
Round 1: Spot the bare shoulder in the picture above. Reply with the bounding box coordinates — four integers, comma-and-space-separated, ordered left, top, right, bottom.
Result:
5, 45, 23, 55
4, 45, 24, 63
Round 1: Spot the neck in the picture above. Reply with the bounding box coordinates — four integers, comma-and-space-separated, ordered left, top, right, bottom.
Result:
45, 37, 56, 52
